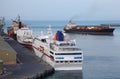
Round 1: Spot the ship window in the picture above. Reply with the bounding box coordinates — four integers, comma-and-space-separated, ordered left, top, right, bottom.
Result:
41, 39, 46, 43
55, 53, 82, 55
56, 60, 82, 63
50, 51, 54, 54
70, 61, 73, 63
75, 61, 77, 62
65, 61, 68, 63
74, 57, 82, 59
56, 61, 59, 63
55, 57, 64, 59
50, 55, 54, 59
60, 61, 63, 63
79, 61, 82, 62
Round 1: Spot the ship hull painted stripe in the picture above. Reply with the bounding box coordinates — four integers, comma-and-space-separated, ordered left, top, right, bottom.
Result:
32, 46, 54, 61
64, 28, 114, 35
64, 30, 114, 35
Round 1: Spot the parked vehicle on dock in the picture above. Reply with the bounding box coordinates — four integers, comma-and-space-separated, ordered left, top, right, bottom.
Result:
32, 26, 83, 70
64, 20, 115, 35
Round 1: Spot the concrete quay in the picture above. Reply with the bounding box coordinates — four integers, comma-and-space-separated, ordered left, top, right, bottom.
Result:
0, 36, 16, 65
0, 36, 54, 79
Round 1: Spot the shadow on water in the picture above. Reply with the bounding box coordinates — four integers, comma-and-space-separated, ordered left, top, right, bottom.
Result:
45, 70, 83, 79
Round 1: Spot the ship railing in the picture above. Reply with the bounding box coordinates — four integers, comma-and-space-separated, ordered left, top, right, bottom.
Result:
57, 47, 81, 51
50, 43, 81, 51
53, 40, 76, 47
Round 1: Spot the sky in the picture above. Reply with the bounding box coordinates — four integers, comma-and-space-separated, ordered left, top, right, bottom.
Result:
0, 0, 120, 21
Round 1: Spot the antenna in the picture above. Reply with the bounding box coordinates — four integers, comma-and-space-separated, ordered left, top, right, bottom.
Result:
17, 15, 20, 22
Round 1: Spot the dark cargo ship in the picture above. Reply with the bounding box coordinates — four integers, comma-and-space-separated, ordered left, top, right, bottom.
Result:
64, 21, 115, 35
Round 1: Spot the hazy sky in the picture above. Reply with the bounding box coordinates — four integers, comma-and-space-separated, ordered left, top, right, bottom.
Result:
0, 0, 120, 21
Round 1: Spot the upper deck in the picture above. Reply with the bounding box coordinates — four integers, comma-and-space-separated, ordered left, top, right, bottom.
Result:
50, 40, 81, 52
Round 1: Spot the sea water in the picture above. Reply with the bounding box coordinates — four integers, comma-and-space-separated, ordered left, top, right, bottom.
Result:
4, 20, 120, 79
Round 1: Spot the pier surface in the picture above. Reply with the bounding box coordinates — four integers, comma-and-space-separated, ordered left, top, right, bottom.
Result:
0, 36, 16, 64
0, 36, 54, 79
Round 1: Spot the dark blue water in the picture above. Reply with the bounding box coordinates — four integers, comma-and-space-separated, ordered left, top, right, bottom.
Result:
4, 20, 120, 79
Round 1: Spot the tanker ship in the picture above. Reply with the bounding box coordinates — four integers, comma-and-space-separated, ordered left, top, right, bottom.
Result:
64, 21, 115, 35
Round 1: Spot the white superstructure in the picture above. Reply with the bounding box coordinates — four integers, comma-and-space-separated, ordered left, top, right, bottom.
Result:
32, 26, 83, 70
16, 27, 33, 47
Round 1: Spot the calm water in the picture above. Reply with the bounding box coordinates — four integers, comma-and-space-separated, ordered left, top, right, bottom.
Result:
5, 20, 120, 79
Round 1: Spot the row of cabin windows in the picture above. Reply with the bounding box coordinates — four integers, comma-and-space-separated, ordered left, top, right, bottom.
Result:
50, 51, 54, 54
55, 53, 82, 55
55, 60, 82, 63
50, 51, 82, 55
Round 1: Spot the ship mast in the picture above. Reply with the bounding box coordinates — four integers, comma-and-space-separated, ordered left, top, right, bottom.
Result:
47, 25, 53, 36
15, 15, 20, 22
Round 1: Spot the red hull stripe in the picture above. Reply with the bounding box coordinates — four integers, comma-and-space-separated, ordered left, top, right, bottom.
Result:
20, 43, 33, 49
33, 46, 54, 61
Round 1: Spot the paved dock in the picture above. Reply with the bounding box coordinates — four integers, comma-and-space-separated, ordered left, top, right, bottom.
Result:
0, 36, 16, 64
0, 36, 16, 54
0, 36, 54, 79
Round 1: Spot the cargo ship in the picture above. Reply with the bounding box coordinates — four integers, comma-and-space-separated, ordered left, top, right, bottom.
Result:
7, 15, 26, 40
7, 16, 33, 48
64, 21, 115, 35
16, 27, 33, 48
32, 26, 83, 70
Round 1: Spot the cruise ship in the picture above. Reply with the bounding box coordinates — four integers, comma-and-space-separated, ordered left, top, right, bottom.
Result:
32, 26, 83, 70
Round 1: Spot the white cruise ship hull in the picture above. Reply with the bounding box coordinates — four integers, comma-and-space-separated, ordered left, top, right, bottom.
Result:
33, 46, 83, 70
33, 38, 83, 71
54, 63, 82, 70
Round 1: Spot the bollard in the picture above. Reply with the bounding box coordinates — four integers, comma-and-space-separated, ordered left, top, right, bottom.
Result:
0, 60, 3, 75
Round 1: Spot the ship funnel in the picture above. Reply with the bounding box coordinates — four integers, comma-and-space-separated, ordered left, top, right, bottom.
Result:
53, 31, 64, 41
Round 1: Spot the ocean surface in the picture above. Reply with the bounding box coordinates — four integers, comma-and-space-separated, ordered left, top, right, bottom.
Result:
5, 20, 120, 79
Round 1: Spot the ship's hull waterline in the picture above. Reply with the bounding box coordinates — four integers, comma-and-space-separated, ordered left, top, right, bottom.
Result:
64, 28, 114, 35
